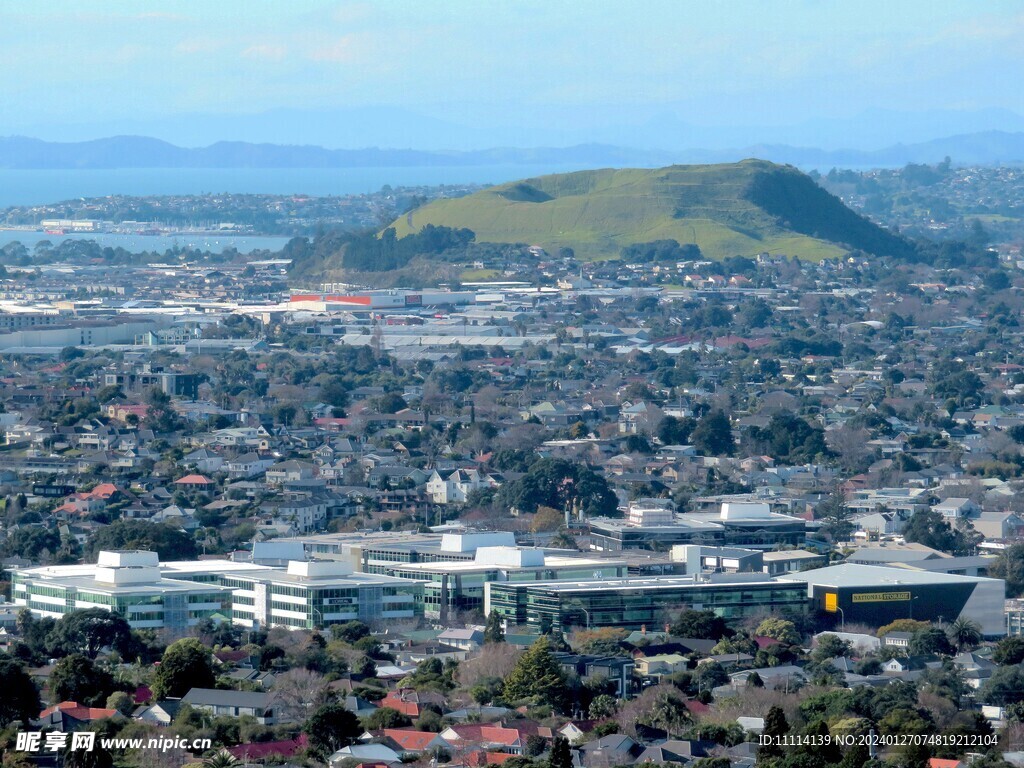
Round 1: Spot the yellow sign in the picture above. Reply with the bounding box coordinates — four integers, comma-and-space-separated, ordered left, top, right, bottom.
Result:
852, 591, 911, 603
824, 593, 838, 613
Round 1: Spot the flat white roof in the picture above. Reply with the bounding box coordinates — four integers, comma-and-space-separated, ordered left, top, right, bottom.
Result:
776, 563, 1002, 588
389, 555, 622, 575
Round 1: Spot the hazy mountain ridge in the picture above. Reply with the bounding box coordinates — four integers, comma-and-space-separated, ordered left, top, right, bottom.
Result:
1, 132, 1023, 171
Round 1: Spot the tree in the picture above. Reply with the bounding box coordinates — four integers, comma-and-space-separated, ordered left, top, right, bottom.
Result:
85, 520, 197, 560
503, 636, 569, 711
658, 416, 697, 446
531, 506, 564, 533
695, 662, 728, 691
946, 617, 982, 653
758, 705, 790, 759
303, 702, 362, 760
362, 707, 412, 730
105, 691, 134, 716
877, 619, 930, 638
484, 610, 505, 644
902, 508, 972, 555
548, 736, 573, 768
990, 543, 1024, 597
816, 486, 854, 541
201, 755, 239, 768
51, 654, 117, 707
755, 618, 799, 645
813, 634, 853, 661
993, 636, 1024, 666
589, 694, 618, 718
691, 409, 733, 456
908, 627, 954, 657
331, 620, 371, 645
672, 609, 730, 640
62, 738, 114, 768
640, 689, 690, 737
152, 639, 215, 700
498, 458, 617, 518
46, 609, 134, 659
0, 653, 41, 727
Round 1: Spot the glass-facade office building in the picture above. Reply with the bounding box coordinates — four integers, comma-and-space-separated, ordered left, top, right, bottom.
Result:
486, 576, 809, 632
10, 551, 232, 630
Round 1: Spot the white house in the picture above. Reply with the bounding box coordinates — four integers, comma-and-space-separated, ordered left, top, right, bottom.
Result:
425, 468, 496, 505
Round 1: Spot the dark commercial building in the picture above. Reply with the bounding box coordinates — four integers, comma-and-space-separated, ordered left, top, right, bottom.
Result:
777, 563, 1005, 636
485, 574, 808, 633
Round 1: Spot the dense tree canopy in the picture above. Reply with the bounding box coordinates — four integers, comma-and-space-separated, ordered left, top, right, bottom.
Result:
85, 520, 198, 561
497, 458, 618, 517
152, 639, 216, 700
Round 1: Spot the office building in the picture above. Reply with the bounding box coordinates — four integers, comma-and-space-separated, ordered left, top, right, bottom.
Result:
274, 530, 516, 574
226, 560, 423, 630
485, 573, 809, 633
588, 503, 810, 552
9, 551, 233, 630
385, 546, 628, 620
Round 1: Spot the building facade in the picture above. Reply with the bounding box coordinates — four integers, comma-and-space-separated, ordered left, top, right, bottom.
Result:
9, 550, 232, 630
485, 574, 809, 633
227, 560, 423, 630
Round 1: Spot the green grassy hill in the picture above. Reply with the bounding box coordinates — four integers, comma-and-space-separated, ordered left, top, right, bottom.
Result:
390, 159, 912, 260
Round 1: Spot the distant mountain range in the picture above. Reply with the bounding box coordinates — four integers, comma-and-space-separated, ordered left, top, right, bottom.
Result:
1, 131, 1023, 171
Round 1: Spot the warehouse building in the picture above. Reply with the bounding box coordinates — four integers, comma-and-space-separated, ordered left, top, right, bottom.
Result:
776, 563, 1006, 636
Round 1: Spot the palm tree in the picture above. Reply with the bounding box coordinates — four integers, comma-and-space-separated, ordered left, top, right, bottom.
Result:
201, 752, 239, 768
947, 617, 982, 652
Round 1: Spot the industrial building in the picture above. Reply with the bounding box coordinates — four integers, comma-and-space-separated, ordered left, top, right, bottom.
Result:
288, 289, 476, 312
485, 573, 809, 633
9, 551, 233, 630
776, 563, 1006, 636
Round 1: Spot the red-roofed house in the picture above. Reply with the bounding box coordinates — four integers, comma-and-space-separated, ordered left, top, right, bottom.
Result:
37, 702, 119, 730
376, 729, 449, 756
379, 689, 445, 718
225, 734, 308, 761
928, 760, 964, 768
54, 483, 124, 516
438, 724, 540, 755
174, 474, 212, 488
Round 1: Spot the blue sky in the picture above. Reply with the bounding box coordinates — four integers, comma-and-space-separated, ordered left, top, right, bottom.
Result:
2, 1, 1023, 147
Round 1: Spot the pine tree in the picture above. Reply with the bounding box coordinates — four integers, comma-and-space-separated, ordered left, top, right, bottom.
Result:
758, 705, 790, 760
503, 635, 569, 711
484, 610, 505, 644
548, 736, 573, 768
